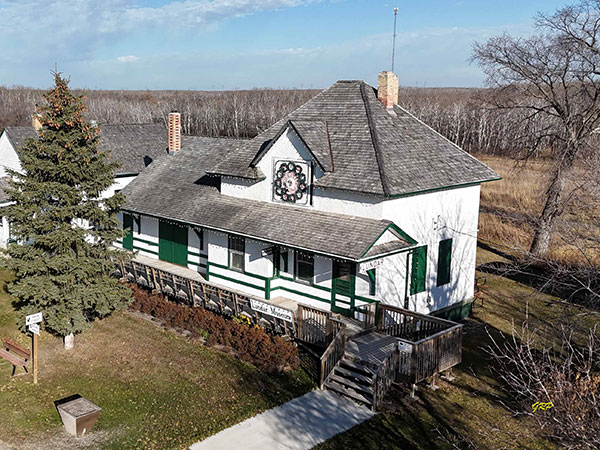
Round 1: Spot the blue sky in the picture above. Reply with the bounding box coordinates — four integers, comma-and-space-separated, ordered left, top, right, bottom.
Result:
0, 0, 574, 90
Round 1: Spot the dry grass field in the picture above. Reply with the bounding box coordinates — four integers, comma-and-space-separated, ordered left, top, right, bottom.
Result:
477, 154, 600, 267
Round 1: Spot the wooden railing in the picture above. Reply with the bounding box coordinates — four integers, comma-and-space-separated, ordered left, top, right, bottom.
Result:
410, 324, 463, 383
377, 304, 457, 341
118, 258, 297, 337
319, 319, 346, 389
296, 304, 332, 348
354, 302, 377, 329
376, 303, 463, 386
372, 348, 400, 410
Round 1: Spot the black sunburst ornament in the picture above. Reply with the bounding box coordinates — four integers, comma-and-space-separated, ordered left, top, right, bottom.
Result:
273, 161, 308, 203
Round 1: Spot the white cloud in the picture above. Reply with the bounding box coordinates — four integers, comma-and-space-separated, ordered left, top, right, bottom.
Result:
0, 0, 323, 64
116, 55, 139, 63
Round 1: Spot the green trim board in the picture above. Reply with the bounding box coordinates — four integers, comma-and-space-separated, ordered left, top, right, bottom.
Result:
386, 178, 501, 200
133, 245, 158, 256
188, 249, 208, 259
187, 260, 207, 269
133, 236, 159, 247
209, 261, 269, 281
208, 271, 265, 292
431, 297, 474, 320
270, 285, 330, 304
115, 172, 139, 178
358, 223, 417, 259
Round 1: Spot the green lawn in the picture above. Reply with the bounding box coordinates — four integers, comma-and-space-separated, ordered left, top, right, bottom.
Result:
316, 247, 599, 450
0, 270, 313, 449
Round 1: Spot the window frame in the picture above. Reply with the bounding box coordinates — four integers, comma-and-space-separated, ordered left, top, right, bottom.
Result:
294, 251, 314, 285
228, 235, 245, 273
367, 268, 377, 296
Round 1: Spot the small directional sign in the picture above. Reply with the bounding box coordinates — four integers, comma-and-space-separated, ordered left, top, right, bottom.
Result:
25, 312, 43, 326
28, 323, 40, 336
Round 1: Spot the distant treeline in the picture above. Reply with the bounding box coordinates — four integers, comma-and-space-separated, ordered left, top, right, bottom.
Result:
0, 85, 541, 155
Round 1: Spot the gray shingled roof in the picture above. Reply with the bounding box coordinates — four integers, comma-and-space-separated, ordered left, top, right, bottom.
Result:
2, 123, 167, 175
122, 135, 412, 260
208, 80, 499, 196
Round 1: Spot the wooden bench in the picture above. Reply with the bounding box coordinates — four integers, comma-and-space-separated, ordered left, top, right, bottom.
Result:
1, 338, 30, 376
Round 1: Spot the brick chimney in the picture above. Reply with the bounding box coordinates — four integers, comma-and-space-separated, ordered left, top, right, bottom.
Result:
168, 112, 181, 154
377, 71, 398, 108
31, 114, 42, 131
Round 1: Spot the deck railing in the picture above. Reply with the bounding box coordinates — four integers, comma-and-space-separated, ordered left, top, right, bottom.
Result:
354, 302, 377, 329
372, 348, 401, 410
377, 304, 455, 341
408, 324, 463, 383
118, 258, 297, 337
376, 303, 463, 386
319, 319, 346, 389
296, 304, 332, 347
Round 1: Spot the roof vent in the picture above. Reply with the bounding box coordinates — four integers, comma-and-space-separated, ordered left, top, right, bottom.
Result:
377, 71, 398, 108
168, 112, 181, 154
32, 114, 42, 131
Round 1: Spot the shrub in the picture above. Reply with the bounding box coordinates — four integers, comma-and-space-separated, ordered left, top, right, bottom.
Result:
129, 284, 298, 372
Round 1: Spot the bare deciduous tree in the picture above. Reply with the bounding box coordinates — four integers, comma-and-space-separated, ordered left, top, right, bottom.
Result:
486, 320, 600, 449
472, 0, 600, 257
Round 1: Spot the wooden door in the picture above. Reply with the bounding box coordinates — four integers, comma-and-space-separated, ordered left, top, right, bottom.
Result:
331, 261, 355, 316
172, 224, 188, 266
159, 221, 188, 266
122, 213, 133, 250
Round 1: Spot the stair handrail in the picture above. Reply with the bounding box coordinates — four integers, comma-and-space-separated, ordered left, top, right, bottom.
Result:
319, 318, 346, 389
372, 347, 400, 411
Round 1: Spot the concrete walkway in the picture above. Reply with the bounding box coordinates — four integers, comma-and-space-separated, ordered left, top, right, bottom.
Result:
189, 390, 375, 450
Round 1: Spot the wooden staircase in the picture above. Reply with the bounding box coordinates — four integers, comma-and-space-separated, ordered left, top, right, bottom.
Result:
323, 357, 376, 408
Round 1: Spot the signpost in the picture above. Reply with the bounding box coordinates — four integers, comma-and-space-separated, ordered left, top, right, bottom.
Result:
25, 312, 43, 384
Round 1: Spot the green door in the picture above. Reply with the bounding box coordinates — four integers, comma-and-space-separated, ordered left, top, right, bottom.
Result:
122, 213, 133, 250
172, 224, 188, 266
331, 261, 355, 316
159, 220, 188, 266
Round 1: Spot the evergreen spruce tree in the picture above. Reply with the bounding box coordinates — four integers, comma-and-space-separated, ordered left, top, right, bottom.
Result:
3, 73, 131, 348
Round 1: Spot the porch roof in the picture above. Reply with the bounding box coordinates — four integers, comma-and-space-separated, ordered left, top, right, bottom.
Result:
122, 136, 414, 261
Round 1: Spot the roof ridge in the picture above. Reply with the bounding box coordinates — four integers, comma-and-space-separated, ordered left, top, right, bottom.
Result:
359, 82, 389, 196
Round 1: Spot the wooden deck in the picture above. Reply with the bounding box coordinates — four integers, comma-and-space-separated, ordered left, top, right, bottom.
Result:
344, 332, 399, 371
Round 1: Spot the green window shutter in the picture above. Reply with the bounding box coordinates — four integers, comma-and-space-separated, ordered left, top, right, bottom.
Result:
410, 245, 427, 295
437, 238, 452, 286
367, 269, 376, 296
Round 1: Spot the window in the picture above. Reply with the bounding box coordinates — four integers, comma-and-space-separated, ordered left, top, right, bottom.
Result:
367, 269, 377, 296
410, 245, 427, 295
437, 239, 452, 286
295, 252, 314, 284
228, 235, 245, 272
273, 248, 289, 276
194, 228, 204, 251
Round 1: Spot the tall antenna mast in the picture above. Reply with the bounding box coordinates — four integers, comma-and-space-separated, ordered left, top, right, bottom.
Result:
391, 7, 399, 72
